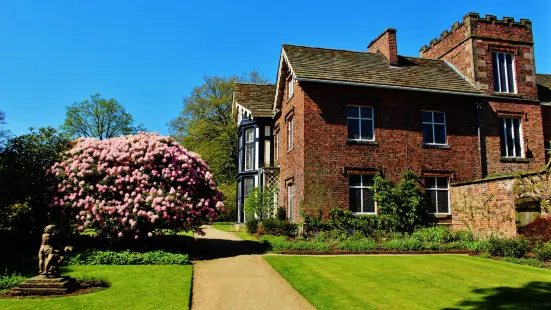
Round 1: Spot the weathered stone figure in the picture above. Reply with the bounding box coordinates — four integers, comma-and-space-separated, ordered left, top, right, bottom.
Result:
38, 225, 55, 275
38, 225, 72, 277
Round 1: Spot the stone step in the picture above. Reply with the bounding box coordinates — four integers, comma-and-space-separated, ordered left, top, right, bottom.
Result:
18, 280, 71, 288
9, 287, 72, 296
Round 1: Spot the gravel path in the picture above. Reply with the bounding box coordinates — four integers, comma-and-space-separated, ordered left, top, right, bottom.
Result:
191, 226, 315, 310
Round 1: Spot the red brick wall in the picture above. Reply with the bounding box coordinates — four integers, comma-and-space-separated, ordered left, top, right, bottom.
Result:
274, 76, 305, 222
450, 177, 517, 238
367, 29, 398, 65
300, 82, 483, 214
481, 100, 545, 175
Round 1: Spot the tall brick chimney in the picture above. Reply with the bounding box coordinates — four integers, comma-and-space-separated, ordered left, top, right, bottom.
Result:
367, 28, 398, 65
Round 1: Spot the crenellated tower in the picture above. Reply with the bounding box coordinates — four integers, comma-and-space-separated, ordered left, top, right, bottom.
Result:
420, 13, 537, 100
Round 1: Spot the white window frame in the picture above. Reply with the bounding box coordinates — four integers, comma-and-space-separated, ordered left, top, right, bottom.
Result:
287, 117, 294, 152
425, 177, 450, 215
244, 127, 255, 171
422, 111, 447, 145
545, 141, 551, 164
501, 117, 524, 158
348, 174, 377, 215
347, 106, 375, 141
275, 131, 279, 161
287, 183, 294, 222
492, 51, 517, 94
288, 78, 294, 99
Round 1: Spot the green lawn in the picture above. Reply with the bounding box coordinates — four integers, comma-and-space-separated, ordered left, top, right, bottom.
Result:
211, 223, 258, 242
264, 255, 551, 310
0, 265, 192, 310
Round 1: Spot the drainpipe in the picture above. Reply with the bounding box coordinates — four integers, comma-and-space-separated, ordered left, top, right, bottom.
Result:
476, 102, 488, 177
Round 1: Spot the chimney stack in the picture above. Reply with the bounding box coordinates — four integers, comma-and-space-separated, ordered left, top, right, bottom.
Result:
367, 28, 398, 66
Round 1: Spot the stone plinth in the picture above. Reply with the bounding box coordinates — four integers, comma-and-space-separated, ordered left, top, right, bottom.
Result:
9, 276, 76, 296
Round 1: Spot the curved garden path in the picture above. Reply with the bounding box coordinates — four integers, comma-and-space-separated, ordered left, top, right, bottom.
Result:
191, 226, 315, 310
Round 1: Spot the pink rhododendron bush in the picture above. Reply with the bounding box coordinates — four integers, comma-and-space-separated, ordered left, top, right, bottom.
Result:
48, 132, 225, 239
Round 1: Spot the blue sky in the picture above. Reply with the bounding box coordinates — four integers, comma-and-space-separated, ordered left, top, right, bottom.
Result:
0, 0, 549, 136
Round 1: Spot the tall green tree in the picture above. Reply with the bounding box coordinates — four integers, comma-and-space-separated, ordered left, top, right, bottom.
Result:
169, 71, 268, 220
0, 127, 71, 236
0, 110, 9, 144
62, 93, 144, 140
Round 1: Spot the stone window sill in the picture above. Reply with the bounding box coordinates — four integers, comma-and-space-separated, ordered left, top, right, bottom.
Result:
494, 92, 523, 98
422, 143, 451, 150
346, 139, 379, 146
431, 213, 452, 219
500, 157, 530, 163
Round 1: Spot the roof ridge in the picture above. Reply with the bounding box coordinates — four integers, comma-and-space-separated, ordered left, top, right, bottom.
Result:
282, 44, 446, 62
283, 44, 372, 55
537, 73, 551, 76
234, 82, 275, 86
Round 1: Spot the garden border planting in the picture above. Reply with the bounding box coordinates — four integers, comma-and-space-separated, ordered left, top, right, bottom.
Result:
280, 250, 478, 255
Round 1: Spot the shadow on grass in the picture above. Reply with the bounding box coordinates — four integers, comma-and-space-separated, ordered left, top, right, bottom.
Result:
190, 238, 267, 260
444, 281, 551, 310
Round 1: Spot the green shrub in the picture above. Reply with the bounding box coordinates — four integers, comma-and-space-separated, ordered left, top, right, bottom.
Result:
244, 186, 276, 220
246, 219, 259, 233
312, 230, 348, 243
479, 252, 492, 259
260, 235, 330, 251
501, 257, 544, 268
411, 226, 452, 243
487, 237, 529, 258
260, 218, 298, 237
373, 170, 431, 233
337, 239, 378, 251
68, 250, 190, 265
453, 230, 475, 242
0, 272, 26, 290
382, 238, 423, 251
462, 241, 490, 252
534, 242, 551, 261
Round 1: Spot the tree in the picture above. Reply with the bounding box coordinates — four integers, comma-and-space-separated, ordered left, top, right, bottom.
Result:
0, 127, 71, 236
373, 170, 430, 233
244, 186, 276, 221
48, 132, 225, 239
62, 93, 144, 140
0, 110, 10, 144
169, 71, 268, 220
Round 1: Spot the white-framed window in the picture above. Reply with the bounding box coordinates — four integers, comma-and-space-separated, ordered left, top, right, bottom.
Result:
275, 131, 279, 161
348, 174, 376, 214
347, 106, 374, 141
425, 177, 450, 214
492, 52, 516, 93
287, 117, 294, 151
500, 117, 523, 158
243, 177, 255, 222
422, 111, 447, 145
264, 140, 271, 167
545, 141, 551, 164
288, 78, 294, 99
244, 127, 255, 170
287, 183, 294, 222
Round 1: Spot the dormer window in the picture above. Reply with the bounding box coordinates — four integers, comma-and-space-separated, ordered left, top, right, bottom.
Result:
288, 78, 294, 99
492, 52, 515, 93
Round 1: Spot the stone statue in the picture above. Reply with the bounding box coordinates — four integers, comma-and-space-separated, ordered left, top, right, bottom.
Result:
38, 225, 72, 277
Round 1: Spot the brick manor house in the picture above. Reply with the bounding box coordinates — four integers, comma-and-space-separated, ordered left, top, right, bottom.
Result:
232, 12, 551, 235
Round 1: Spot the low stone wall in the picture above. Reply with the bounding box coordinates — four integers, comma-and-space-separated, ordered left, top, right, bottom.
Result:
450, 176, 518, 238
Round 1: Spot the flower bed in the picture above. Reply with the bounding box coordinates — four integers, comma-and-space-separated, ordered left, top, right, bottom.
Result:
281, 250, 477, 255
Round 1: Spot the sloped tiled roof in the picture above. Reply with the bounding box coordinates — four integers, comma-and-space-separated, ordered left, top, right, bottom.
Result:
234, 83, 276, 118
283, 44, 481, 94
537, 74, 551, 103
